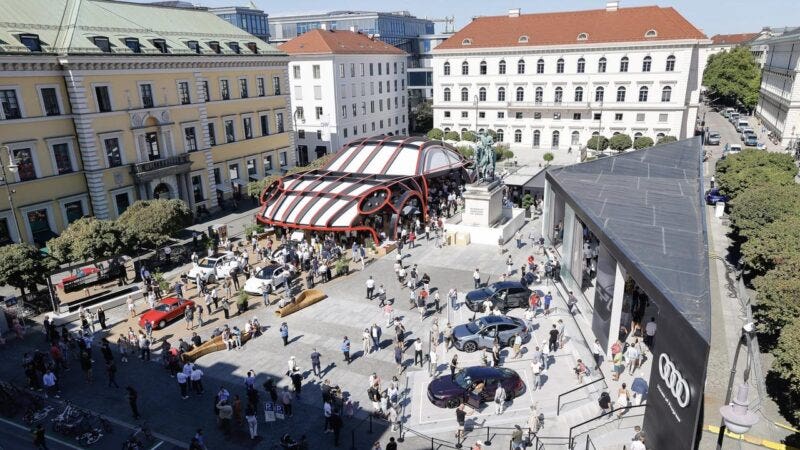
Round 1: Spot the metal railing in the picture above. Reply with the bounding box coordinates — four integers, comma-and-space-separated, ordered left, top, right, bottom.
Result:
568, 404, 647, 447
132, 153, 190, 174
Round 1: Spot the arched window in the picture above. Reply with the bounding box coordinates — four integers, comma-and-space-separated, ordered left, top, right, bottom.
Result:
554, 87, 563, 103
666, 55, 676, 72
496, 129, 504, 142
498, 60, 506, 74
556, 58, 564, 73
598, 57, 607, 73
577, 32, 589, 41
461, 61, 469, 75
479, 61, 487, 75
461, 87, 469, 102
595, 86, 604, 102
443, 62, 450, 76
461, 128, 468, 134
642, 56, 651, 72
656, 132, 665, 141
613, 132, 620, 136
535, 87, 543, 104
514, 129, 522, 143
443, 88, 451, 102
479, 87, 486, 102
518, 35, 529, 43
552, 130, 560, 148
661, 86, 672, 102
616, 86, 626, 102
517, 59, 525, 74
634, 132, 643, 139
571, 130, 580, 146
516, 87, 525, 102
533, 130, 540, 148
645, 29, 658, 38
478, 128, 485, 134
620, 56, 629, 72
537, 58, 544, 74
497, 87, 506, 101
462, 38, 472, 45
574, 86, 584, 102
577, 57, 585, 73
444, 127, 450, 132
638, 86, 649, 102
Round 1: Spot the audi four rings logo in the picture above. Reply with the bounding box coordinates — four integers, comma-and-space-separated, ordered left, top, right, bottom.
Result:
659, 353, 690, 408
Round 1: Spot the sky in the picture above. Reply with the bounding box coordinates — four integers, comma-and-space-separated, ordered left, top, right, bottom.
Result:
182, 0, 800, 37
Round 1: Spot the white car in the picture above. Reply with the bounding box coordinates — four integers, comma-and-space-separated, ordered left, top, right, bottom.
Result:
243, 264, 295, 295
187, 252, 237, 283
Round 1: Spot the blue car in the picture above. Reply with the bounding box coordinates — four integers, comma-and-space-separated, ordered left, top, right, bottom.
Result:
705, 188, 729, 205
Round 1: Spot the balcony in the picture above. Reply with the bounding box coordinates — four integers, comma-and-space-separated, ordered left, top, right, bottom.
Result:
131, 153, 192, 183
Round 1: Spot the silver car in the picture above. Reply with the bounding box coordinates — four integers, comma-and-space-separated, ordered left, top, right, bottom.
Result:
453, 315, 529, 352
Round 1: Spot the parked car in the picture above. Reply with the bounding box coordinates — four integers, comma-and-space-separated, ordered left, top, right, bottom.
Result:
729, 113, 740, 124
243, 263, 296, 295
740, 128, 754, 140
736, 119, 750, 132
464, 281, 543, 313
706, 131, 721, 145
728, 144, 742, 154
705, 188, 729, 205
744, 135, 758, 147
187, 252, 237, 283
427, 366, 525, 408
138, 297, 195, 329
453, 315, 529, 352
756, 142, 767, 150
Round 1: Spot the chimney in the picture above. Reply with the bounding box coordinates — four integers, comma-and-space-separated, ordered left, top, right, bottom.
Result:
606, 1, 619, 11
508, 8, 521, 18
320, 23, 327, 30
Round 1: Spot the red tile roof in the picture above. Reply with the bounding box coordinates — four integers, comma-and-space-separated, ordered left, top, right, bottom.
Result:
710, 33, 759, 45
278, 29, 407, 55
435, 6, 706, 50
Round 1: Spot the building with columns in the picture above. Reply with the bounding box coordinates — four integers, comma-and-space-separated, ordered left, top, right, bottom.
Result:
0, 0, 293, 246
280, 29, 409, 160
431, 3, 710, 159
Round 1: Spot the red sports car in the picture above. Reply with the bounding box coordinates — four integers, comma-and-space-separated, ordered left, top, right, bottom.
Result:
138, 297, 195, 329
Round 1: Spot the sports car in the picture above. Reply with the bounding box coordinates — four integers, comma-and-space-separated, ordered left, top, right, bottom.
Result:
138, 297, 195, 329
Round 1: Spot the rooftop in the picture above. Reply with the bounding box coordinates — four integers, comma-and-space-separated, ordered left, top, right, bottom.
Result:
279, 29, 407, 55
435, 5, 706, 50
546, 137, 711, 342
710, 32, 759, 45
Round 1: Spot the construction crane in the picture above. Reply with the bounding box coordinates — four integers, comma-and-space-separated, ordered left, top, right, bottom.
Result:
426, 16, 455, 34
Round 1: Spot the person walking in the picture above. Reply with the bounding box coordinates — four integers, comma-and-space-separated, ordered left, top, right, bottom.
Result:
330, 410, 343, 447
531, 359, 542, 391
557, 319, 566, 349
280, 322, 289, 346
455, 403, 467, 442
511, 334, 523, 359
548, 324, 559, 353
217, 400, 233, 436
429, 347, 438, 376
106, 360, 120, 388
511, 425, 524, 450
366, 276, 375, 300
281, 386, 293, 417
222, 298, 231, 320
494, 384, 507, 414
126, 386, 141, 419
394, 342, 404, 374
592, 339, 604, 370
97, 307, 107, 330
245, 402, 258, 439
414, 338, 424, 367
472, 269, 481, 289
42, 368, 58, 398
370, 324, 382, 353
544, 291, 553, 316
191, 366, 204, 394
450, 354, 459, 380
644, 317, 657, 349
362, 329, 371, 356
310, 348, 322, 377
341, 336, 351, 364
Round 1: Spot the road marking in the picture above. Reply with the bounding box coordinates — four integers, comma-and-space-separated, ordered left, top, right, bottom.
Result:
0, 417, 85, 450
149, 441, 165, 450
704, 424, 799, 450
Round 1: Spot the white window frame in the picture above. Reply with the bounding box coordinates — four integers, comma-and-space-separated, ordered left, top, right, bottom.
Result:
314, 85, 322, 100
97, 131, 126, 168
237, 77, 249, 98
110, 187, 135, 219
294, 85, 303, 101
58, 194, 89, 226
219, 78, 231, 100
241, 114, 254, 139
0, 209, 20, 243
0, 85, 26, 119
5, 140, 41, 181
45, 136, 78, 175
222, 115, 237, 143
190, 170, 207, 203
19, 202, 56, 243
181, 122, 200, 152
176, 79, 192, 105
136, 81, 156, 108
312, 65, 321, 79
90, 83, 113, 113
36, 84, 64, 117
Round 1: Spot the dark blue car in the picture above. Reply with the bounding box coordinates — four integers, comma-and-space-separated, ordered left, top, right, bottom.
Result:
705, 188, 729, 205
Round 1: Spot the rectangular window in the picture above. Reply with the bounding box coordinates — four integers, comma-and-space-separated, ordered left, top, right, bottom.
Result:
115, 192, 131, 216
379, 99, 383, 111
370, 101, 375, 113
553, 112, 561, 120
187, 40, 200, 54
25, 208, 50, 244
360, 63, 365, 76
339, 64, 345, 78
20, 34, 42, 52
94, 86, 111, 113
272, 76, 281, 95
350, 63, 355, 77
13, 148, 36, 181
534, 112, 541, 119
260, 114, 270, 136
379, 83, 383, 94
213, 168, 221, 185
184, 127, 197, 151
239, 79, 248, 98
209, 41, 220, 54
207, 123, 216, 146
293, 65, 301, 79
247, 159, 257, 177
593, 113, 601, 120
573, 113, 582, 120
318, 107, 325, 120
393, 62, 398, 74
276, 112, 284, 133
361, 102, 366, 115
51, 143, 73, 174
220, 80, 230, 100
659, 113, 668, 122
40, 88, 60, 116
229, 163, 240, 181
378, 64, 382, 75
243, 117, 253, 139
144, 132, 160, 160
461, 111, 468, 118
444, 111, 450, 118
298, 130, 305, 139
93, 36, 111, 53
140, 83, 154, 108
343, 128, 348, 138
614, 113, 623, 121
352, 103, 357, 117
279, 151, 287, 167
294, 86, 303, 101
636, 113, 646, 122
63, 200, 84, 224
362, 124, 367, 133
353, 126, 357, 136
371, 122, 376, 131
257, 78, 265, 96
263, 155, 273, 172
202, 81, 210, 102
341, 105, 347, 118
314, 85, 322, 100
313, 65, 321, 79
224, 119, 235, 143
152, 39, 168, 54
369, 63, 374, 76
104, 138, 123, 167
316, 130, 322, 140
192, 175, 204, 202
0, 89, 22, 119
178, 81, 190, 104
515, 112, 523, 119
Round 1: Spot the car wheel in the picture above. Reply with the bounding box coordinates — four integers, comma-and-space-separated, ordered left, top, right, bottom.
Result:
207, 274, 216, 284
507, 337, 515, 348
158, 320, 166, 329
463, 341, 477, 353
446, 398, 461, 408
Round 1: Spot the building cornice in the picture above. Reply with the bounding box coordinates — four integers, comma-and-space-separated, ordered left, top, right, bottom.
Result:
431, 40, 709, 57
0, 54, 289, 72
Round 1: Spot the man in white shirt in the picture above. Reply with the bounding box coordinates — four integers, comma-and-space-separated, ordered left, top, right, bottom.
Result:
177, 370, 189, 399
366, 276, 375, 300
191, 367, 204, 395
644, 317, 657, 349
473, 269, 481, 289
42, 369, 58, 398
630, 434, 646, 450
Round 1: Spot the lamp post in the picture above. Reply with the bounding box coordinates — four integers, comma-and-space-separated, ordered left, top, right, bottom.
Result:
716, 322, 760, 449
0, 146, 23, 243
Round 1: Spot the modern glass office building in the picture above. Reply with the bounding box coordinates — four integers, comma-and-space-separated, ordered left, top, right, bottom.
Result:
210, 6, 270, 42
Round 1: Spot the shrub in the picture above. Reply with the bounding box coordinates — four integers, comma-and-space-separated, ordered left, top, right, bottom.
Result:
633, 137, 654, 149
486, 129, 497, 140
586, 135, 609, 151
426, 128, 443, 140
522, 194, 534, 209
543, 152, 555, 166
656, 135, 678, 145
609, 133, 633, 152
502, 149, 515, 160
461, 130, 477, 142
444, 131, 460, 141
456, 146, 474, 159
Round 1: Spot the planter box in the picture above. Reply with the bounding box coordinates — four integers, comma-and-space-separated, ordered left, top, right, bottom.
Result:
376, 242, 397, 256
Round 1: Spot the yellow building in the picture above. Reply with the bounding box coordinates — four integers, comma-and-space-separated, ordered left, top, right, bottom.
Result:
0, 0, 294, 246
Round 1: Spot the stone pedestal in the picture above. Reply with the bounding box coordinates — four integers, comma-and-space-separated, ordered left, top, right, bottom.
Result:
462, 180, 503, 227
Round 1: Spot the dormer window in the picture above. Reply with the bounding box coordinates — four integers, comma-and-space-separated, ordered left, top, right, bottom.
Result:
19, 34, 42, 52
577, 32, 589, 41
208, 41, 221, 54
518, 35, 529, 43
124, 38, 141, 53
228, 42, 240, 54
93, 36, 111, 53
645, 29, 658, 38
246, 42, 258, 54
461, 38, 472, 46
187, 40, 200, 54
152, 39, 168, 54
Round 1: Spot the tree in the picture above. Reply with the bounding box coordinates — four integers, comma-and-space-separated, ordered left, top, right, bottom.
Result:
543, 152, 555, 166
586, 135, 609, 151
426, 128, 443, 140
456, 145, 474, 159
412, 101, 433, 132
703, 47, 762, 110
0, 244, 48, 296
752, 256, 800, 333
741, 216, 800, 275
609, 133, 632, 152
47, 217, 123, 263
461, 131, 477, 142
728, 184, 800, 239
117, 199, 192, 250
444, 131, 460, 141
771, 320, 800, 422
656, 135, 678, 145
633, 136, 654, 149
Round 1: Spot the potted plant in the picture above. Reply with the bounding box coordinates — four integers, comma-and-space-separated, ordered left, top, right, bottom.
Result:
334, 258, 349, 277
522, 194, 534, 218
236, 290, 249, 315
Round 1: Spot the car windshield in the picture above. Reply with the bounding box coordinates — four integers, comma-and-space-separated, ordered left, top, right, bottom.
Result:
483, 285, 497, 296
154, 304, 170, 312
258, 267, 277, 278
198, 258, 217, 268
454, 371, 472, 389
709, 132, 720, 138
465, 322, 481, 334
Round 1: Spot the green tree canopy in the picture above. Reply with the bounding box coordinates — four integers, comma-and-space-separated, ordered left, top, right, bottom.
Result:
543, 152, 555, 166
444, 131, 460, 141
117, 199, 192, 249
47, 217, 123, 263
587, 135, 609, 151
771, 320, 800, 422
728, 184, 800, 239
656, 135, 678, 145
741, 215, 800, 274
633, 136, 654, 149
703, 47, 762, 110
0, 244, 49, 296
753, 256, 800, 333
426, 128, 443, 140
461, 131, 477, 142
715, 150, 797, 199
412, 101, 433, 132
609, 133, 632, 152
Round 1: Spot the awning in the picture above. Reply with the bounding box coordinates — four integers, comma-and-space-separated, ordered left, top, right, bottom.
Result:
503, 173, 535, 187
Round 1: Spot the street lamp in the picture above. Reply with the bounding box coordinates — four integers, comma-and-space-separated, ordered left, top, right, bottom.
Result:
0, 145, 23, 243
716, 322, 760, 449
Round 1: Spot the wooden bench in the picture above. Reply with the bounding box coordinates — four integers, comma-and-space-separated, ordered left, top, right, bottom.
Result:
181, 331, 254, 363
274, 289, 327, 318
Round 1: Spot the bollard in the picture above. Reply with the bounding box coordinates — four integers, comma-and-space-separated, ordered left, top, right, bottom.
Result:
431, 437, 435, 449
397, 421, 404, 442
485, 426, 492, 445
350, 429, 356, 450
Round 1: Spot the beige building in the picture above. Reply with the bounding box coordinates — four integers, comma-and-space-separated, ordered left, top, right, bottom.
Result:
0, 0, 294, 246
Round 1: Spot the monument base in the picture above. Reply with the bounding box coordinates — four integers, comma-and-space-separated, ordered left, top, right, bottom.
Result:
462, 180, 503, 227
